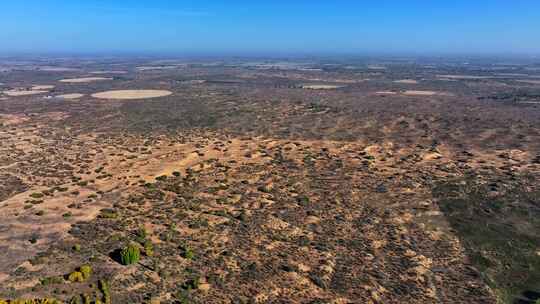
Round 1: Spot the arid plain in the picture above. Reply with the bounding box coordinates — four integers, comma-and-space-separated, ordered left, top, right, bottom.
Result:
0, 57, 539, 303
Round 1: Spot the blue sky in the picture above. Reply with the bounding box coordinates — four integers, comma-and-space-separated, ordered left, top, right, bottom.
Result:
1, 0, 539, 55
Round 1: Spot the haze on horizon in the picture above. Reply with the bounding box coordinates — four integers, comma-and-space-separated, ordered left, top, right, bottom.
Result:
1, 0, 539, 56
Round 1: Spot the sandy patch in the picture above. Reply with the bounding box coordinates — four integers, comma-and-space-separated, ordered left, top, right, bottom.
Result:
37, 67, 79, 72
402, 90, 438, 96
374, 91, 398, 95
436, 75, 493, 80
394, 79, 418, 84
136, 66, 181, 71
59, 77, 112, 83
3, 90, 48, 97
89, 70, 127, 74
56, 93, 85, 99
0, 114, 30, 126
302, 84, 345, 90
31, 85, 55, 90
517, 80, 540, 85
91, 90, 172, 100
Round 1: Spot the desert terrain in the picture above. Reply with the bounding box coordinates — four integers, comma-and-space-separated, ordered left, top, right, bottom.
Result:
0, 56, 539, 303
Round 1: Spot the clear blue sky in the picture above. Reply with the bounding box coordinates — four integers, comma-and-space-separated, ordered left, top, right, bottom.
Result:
1, 0, 539, 55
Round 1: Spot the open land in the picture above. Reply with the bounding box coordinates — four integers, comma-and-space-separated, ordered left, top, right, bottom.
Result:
0, 56, 539, 304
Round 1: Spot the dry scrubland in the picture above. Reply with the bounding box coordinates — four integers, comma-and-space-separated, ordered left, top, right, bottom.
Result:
0, 57, 539, 304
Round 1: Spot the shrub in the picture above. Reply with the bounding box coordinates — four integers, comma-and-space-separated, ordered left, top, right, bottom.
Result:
144, 240, 154, 257
182, 277, 200, 290
68, 271, 84, 283
40, 276, 64, 286
30, 192, 44, 199
79, 265, 92, 280
137, 227, 147, 238
181, 245, 194, 260
69, 296, 82, 304
82, 294, 91, 304
155, 175, 168, 181
120, 243, 140, 265
99, 279, 111, 304
99, 209, 118, 219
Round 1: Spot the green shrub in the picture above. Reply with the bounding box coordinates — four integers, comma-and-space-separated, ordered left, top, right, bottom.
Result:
155, 175, 168, 181
144, 240, 154, 257
30, 192, 44, 199
40, 276, 64, 286
137, 227, 147, 238
99, 209, 118, 219
79, 265, 92, 280
181, 245, 194, 260
181, 276, 200, 290
82, 294, 91, 304
67, 271, 84, 283
69, 295, 82, 304
120, 243, 140, 265
98, 279, 111, 304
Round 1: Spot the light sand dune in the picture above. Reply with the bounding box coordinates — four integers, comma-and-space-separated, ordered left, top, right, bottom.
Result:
402, 90, 438, 96
91, 90, 172, 100
59, 77, 112, 83
394, 79, 418, 84
3, 90, 48, 96
436, 75, 493, 80
374, 91, 398, 95
38, 67, 79, 72
31, 85, 55, 90
89, 71, 127, 74
517, 80, 540, 85
136, 66, 181, 71
302, 84, 345, 90
56, 93, 85, 99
